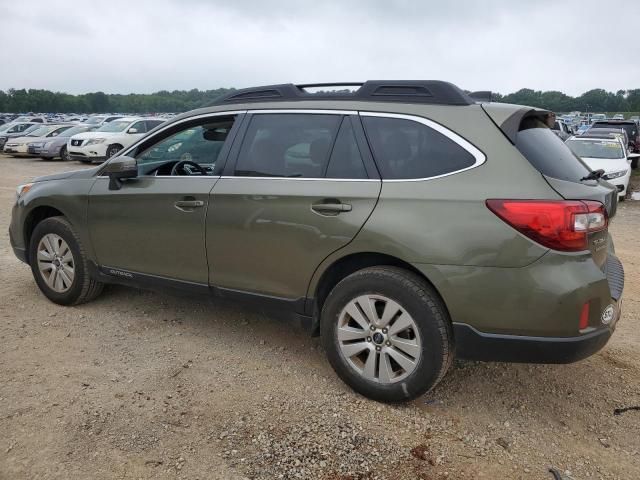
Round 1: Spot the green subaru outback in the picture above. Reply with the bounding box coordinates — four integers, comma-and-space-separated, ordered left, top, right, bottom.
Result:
9, 81, 624, 402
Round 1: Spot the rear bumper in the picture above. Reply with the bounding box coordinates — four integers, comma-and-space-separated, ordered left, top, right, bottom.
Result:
454, 321, 616, 363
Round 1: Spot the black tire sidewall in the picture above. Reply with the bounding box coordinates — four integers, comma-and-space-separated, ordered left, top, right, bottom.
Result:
60, 145, 69, 161
106, 145, 121, 158
29, 218, 87, 305
321, 268, 450, 402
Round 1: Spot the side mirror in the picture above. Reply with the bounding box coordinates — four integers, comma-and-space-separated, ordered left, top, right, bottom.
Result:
627, 153, 640, 159
127, 128, 138, 134
103, 155, 137, 190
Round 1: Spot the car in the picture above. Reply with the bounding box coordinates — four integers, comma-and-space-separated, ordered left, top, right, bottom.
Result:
589, 120, 640, 167
3, 124, 72, 156
612, 114, 624, 120
81, 115, 125, 128
591, 113, 607, 123
13, 115, 47, 123
67, 117, 165, 163
0, 122, 40, 150
28, 124, 98, 161
565, 136, 637, 199
551, 119, 572, 140
9, 80, 624, 403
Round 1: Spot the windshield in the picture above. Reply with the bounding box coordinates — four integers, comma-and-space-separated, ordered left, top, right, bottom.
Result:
27, 126, 60, 137
60, 125, 89, 136
97, 120, 131, 132
20, 125, 40, 135
566, 139, 625, 159
515, 117, 590, 182
0, 123, 12, 133
85, 116, 105, 125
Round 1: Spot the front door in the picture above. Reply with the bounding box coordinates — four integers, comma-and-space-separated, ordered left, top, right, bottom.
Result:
207, 112, 381, 301
87, 113, 242, 285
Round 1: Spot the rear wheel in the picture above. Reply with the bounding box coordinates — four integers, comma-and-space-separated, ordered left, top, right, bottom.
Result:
29, 217, 103, 305
321, 266, 453, 402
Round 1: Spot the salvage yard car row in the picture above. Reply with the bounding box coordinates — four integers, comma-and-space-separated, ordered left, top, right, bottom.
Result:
0, 115, 166, 163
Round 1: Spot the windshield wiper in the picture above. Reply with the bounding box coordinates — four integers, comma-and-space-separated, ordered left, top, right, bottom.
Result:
580, 169, 605, 182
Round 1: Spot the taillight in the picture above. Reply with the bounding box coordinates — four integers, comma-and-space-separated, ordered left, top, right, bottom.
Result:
486, 200, 608, 252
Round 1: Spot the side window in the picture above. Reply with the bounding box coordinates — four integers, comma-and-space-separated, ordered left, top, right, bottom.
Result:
362, 116, 476, 180
145, 120, 163, 131
134, 115, 236, 174
234, 114, 341, 178
325, 118, 368, 179
129, 121, 147, 134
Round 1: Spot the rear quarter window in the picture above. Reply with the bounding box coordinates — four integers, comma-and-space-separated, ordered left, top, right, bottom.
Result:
361, 116, 477, 179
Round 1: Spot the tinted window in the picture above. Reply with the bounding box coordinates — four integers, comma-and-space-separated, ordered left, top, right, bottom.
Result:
235, 114, 341, 178
592, 122, 637, 139
362, 116, 476, 179
326, 118, 368, 179
516, 117, 589, 183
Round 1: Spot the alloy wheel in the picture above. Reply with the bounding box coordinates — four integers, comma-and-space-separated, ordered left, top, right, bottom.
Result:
37, 233, 75, 293
337, 294, 421, 383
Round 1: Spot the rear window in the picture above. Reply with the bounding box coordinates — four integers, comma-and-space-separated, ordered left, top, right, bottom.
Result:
516, 117, 590, 183
362, 116, 476, 179
592, 122, 637, 139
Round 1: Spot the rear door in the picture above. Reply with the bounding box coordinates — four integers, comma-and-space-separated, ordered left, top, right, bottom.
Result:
206, 111, 381, 301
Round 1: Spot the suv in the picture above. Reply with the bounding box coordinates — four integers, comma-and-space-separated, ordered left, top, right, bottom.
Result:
9, 81, 624, 402
67, 117, 165, 163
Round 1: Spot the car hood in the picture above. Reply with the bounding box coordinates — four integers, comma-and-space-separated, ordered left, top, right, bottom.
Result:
33, 166, 101, 183
579, 157, 629, 174
71, 131, 122, 140
5, 136, 33, 144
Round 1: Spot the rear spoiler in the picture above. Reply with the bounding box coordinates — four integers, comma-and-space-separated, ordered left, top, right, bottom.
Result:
468, 91, 493, 102
482, 105, 551, 144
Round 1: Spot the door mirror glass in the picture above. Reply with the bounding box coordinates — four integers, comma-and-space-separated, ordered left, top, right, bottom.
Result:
127, 128, 138, 134
104, 155, 138, 190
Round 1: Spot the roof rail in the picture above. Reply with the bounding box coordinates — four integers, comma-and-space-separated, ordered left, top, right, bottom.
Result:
213, 81, 474, 106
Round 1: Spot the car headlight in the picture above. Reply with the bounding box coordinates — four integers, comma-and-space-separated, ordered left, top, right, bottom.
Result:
85, 138, 106, 145
603, 170, 628, 180
16, 183, 34, 199
43, 141, 53, 148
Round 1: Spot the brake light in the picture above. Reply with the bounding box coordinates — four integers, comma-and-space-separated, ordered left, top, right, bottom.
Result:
579, 302, 590, 330
486, 200, 607, 252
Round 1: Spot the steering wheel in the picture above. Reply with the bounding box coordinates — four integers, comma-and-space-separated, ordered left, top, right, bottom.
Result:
170, 160, 207, 176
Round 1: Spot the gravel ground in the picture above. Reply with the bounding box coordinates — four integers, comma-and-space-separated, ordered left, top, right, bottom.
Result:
1, 155, 639, 480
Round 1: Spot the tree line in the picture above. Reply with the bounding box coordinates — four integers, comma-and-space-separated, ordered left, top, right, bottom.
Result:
2, 86, 640, 114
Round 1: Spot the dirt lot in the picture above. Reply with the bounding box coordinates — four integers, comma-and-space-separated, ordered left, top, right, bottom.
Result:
0, 155, 639, 480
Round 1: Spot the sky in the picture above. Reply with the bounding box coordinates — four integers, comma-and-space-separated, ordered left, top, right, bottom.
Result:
1, 0, 639, 96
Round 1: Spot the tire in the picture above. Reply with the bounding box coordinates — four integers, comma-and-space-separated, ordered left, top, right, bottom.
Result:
60, 145, 70, 161
320, 266, 453, 403
29, 216, 103, 306
106, 144, 122, 159
78, 159, 92, 164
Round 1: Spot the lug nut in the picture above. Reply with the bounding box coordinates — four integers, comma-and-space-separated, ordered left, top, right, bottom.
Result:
386, 341, 391, 346
375, 346, 381, 352
370, 325, 375, 331
382, 328, 388, 334
367, 337, 372, 342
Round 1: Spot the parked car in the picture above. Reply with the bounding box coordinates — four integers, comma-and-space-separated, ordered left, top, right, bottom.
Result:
551, 119, 572, 140
82, 115, 125, 128
67, 117, 165, 163
3, 125, 72, 156
576, 124, 590, 135
612, 114, 624, 120
0, 122, 39, 150
9, 81, 623, 402
566, 136, 637, 199
591, 113, 607, 123
13, 115, 46, 123
590, 120, 640, 167
29, 124, 97, 161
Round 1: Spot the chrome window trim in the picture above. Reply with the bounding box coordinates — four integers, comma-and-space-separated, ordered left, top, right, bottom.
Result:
219, 176, 378, 182
359, 111, 486, 182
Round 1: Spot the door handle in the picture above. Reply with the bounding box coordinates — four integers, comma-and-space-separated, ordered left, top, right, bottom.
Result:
311, 202, 352, 214
174, 199, 204, 211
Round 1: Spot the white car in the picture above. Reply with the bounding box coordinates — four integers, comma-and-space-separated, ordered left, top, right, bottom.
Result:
3, 124, 72, 156
566, 136, 639, 199
68, 117, 165, 163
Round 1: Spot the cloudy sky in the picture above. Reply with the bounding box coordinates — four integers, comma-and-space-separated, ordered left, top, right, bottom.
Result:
1, 0, 639, 96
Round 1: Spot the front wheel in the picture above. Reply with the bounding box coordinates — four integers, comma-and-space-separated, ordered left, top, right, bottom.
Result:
60, 145, 71, 161
106, 144, 122, 159
29, 217, 104, 305
321, 266, 453, 402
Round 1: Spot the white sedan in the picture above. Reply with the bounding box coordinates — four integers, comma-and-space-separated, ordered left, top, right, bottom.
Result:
3, 124, 72, 156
